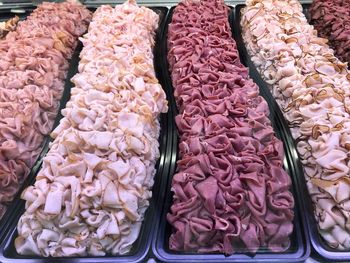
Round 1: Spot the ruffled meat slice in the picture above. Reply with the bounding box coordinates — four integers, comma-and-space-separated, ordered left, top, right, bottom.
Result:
0, 16, 19, 39
310, 0, 350, 66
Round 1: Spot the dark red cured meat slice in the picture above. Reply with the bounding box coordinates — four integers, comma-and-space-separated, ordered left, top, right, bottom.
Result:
310, 0, 350, 65
167, 0, 294, 255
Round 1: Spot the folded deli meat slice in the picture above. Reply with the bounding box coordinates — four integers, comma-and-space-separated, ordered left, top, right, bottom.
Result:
241, 0, 350, 249
310, 0, 350, 65
0, 1, 91, 219
15, 0, 167, 257
167, 0, 294, 255
0, 16, 19, 39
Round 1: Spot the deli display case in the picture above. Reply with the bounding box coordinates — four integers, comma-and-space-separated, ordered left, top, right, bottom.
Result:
0, 0, 348, 262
